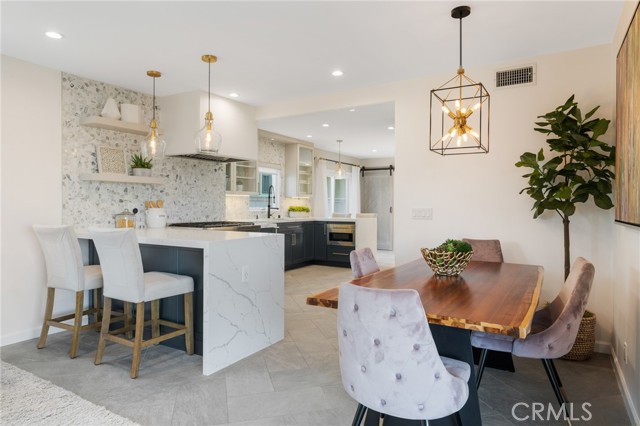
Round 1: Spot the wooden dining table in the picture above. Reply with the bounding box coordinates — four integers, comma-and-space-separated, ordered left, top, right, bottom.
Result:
306, 258, 544, 426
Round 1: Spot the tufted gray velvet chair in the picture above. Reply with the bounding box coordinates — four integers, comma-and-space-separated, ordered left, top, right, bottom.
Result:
338, 282, 469, 425
472, 257, 595, 407
349, 247, 380, 278
462, 238, 504, 263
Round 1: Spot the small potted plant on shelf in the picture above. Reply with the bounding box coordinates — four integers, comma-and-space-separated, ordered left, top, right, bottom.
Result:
288, 205, 311, 218
421, 239, 474, 276
130, 153, 153, 177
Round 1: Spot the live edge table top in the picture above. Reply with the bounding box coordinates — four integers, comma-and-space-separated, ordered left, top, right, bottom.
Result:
306, 259, 543, 339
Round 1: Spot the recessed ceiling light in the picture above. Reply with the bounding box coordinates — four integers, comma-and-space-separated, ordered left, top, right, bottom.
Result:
270, 138, 275, 141
45, 31, 63, 39
332, 70, 343, 77
229, 93, 239, 98
349, 108, 356, 112
306, 135, 313, 138
387, 126, 395, 130
322, 123, 329, 127
372, 149, 378, 152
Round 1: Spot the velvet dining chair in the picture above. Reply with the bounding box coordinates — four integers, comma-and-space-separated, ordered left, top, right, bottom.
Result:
337, 282, 469, 425
472, 257, 595, 409
462, 238, 504, 263
349, 247, 380, 279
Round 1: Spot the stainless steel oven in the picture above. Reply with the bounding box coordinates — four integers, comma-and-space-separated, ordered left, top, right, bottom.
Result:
326, 223, 355, 247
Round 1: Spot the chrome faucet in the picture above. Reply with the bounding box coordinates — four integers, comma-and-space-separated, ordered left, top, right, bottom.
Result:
267, 185, 278, 219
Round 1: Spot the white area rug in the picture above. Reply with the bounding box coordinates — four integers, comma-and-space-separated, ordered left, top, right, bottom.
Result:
0, 361, 140, 426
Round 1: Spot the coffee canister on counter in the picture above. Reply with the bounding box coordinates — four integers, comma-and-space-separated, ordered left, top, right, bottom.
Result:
115, 209, 136, 228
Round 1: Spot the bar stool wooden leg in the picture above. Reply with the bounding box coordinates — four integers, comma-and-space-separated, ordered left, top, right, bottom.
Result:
93, 288, 102, 326
37, 288, 55, 349
69, 291, 84, 358
131, 302, 145, 379
184, 293, 194, 355
95, 297, 112, 365
151, 299, 160, 339
124, 302, 133, 339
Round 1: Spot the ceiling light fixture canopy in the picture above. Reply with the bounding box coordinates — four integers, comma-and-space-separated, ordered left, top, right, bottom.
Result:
429, 5, 490, 155
142, 70, 166, 160
195, 54, 222, 153
336, 139, 343, 177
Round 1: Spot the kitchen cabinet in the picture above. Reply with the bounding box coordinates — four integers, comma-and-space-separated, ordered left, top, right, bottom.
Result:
313, 222, 327, 261
225, 161, 257, 193
284, 144, 313, 197
277, 221, 314, 270
159, 91, 258, 161
312, 221, 353, 267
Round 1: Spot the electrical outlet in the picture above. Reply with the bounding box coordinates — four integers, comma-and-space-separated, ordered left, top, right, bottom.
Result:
241, 266, 249, 283
623, 342, 628, 364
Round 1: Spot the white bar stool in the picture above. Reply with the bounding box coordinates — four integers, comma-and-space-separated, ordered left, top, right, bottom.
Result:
33, 225, 103, 358
89, 228, 194, 379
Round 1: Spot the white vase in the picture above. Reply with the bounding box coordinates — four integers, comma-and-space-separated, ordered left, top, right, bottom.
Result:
132, 168, 151, 177
101, 98, 120, 120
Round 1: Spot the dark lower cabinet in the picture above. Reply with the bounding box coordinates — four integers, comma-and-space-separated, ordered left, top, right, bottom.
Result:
326, 245, 352, 264
314, 222, 327, 261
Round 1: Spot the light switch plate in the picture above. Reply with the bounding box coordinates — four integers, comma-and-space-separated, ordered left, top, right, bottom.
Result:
412, 208, 433, 220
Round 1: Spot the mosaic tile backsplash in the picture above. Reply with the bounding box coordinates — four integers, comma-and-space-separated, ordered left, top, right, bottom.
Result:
61, 73, 225, 227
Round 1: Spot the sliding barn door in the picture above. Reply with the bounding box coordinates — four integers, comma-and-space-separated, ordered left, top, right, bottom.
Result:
361, 170, 393, 250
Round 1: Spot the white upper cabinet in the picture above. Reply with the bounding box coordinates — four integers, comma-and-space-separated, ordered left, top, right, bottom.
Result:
158, 91, 258, 161
285, 144, 314, 197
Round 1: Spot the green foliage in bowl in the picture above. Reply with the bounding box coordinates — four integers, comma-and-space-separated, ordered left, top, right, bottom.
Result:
130, 153, 153, 169
288, 206, 310, 212
434, 239, 473, 254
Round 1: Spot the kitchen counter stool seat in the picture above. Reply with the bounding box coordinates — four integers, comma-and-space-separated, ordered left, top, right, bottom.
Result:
89, 228, 194, 379
33, 225, 104, 359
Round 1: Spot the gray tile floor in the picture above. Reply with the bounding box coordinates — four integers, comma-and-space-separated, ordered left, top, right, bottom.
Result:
1, 263, 632, 426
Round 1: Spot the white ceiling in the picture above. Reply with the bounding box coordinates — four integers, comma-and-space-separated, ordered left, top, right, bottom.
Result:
1, 1, 625, 159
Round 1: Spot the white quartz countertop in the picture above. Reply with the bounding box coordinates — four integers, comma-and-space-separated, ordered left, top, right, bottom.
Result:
76, 227, 277, 249
249, 217, 356, 225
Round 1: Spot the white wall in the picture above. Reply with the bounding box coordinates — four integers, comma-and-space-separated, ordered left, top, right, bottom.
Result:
1, 56, 68, 345
611, 2, 640, 423
257, 44, 616, 351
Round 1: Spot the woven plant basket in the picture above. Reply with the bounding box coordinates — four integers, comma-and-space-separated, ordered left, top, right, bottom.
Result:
562, 310, 596, 361
420, 248, 474, 276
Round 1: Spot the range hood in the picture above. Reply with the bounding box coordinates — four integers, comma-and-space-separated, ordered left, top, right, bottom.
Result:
159, 91, 258, 163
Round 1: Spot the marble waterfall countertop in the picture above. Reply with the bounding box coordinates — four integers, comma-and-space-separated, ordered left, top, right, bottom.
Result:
78, 227, 284, 376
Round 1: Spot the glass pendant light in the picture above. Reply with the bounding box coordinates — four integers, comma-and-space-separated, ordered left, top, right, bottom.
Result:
336, 139, 343, 177
429, 6, 490, 155
142, 70, 166, 159
195, 54, 222, 153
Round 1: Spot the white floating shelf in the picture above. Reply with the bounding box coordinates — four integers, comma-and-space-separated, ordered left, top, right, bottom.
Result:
79, 173, 164, 185
80, 116, 148, 136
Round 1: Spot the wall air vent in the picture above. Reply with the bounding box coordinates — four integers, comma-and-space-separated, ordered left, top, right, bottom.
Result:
495, 64, 536, 88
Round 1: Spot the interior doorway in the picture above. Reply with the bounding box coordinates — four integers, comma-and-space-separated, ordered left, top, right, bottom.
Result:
361, 168, 394, 250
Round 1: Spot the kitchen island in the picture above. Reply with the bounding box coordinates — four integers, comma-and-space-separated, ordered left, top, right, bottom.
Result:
78, 228, 284, 376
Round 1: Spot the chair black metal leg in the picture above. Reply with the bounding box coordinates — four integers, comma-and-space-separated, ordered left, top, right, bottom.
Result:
476, 348, 489, 389
352, 403, 367, 426
420, 420, 427, 426
548, 357, 563, 387
542, 359, 567, 406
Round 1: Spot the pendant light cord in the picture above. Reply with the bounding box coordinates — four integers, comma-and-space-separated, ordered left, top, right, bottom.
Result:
208, 61, 211, 113
459, 15, 463, 69
152, 77, 156, 121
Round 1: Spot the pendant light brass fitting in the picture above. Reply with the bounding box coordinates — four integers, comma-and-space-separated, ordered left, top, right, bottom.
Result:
146, 70, 161, 78
201, 55, 218, 64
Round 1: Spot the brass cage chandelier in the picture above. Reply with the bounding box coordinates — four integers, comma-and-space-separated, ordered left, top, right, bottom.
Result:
430, 5, 490, 155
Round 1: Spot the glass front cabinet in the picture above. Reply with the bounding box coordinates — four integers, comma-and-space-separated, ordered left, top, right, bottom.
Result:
285, 144, 313, 197
225, 161, 258, 194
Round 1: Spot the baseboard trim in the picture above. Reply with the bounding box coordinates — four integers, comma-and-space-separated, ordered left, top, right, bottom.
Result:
0, 316, 90, 347
595, 340, 611, 354
611, 346, 640, 426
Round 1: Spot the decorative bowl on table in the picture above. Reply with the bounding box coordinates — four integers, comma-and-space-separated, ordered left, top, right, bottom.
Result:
421, 239, 474, 276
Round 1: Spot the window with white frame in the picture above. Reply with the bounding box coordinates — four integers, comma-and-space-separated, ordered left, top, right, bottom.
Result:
249, 166, 280, 210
